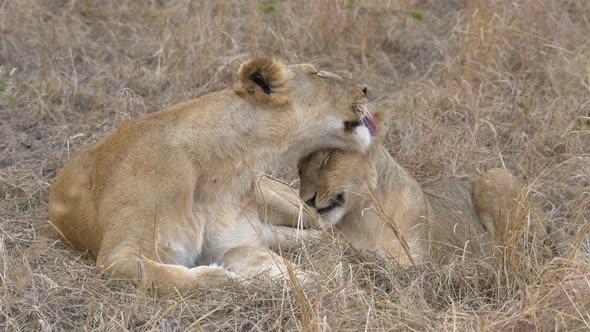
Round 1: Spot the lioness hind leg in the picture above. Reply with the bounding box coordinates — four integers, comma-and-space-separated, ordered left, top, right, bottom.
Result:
97, 249, 240, 295
473, 168, 546, 245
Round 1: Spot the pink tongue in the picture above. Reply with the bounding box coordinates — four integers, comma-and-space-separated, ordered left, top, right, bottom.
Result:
362, 114, 377, 136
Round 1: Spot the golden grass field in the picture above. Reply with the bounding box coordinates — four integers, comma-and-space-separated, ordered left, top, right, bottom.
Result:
1, 0, 589, 330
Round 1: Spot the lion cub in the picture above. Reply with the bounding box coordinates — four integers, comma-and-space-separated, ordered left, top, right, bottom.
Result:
291, 112, 549, 265
49, 58, 374, 293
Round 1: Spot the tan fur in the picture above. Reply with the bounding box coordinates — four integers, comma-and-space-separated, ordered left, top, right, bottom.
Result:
48, 58, 372, 294
264, 111, 551, 265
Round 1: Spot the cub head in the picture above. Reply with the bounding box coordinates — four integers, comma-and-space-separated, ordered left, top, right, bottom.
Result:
234, 58, 376, 156
297, 111, 388, 225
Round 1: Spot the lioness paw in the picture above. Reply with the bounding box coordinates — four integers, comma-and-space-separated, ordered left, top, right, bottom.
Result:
190, 265, 245, 284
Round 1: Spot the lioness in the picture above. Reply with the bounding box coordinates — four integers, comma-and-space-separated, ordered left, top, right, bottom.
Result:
262, 110, 551, 265
49, 58, 373, 293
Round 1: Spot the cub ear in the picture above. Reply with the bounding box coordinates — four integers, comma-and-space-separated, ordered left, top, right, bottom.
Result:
373, 111, 387, 124
368, 111, 387, 141
234, 58, 291, 105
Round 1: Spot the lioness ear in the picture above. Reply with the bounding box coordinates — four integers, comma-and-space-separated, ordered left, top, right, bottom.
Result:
234, 58, 291, 105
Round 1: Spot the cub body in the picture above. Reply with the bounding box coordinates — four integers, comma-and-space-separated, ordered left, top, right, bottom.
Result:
263, 110, 550, 265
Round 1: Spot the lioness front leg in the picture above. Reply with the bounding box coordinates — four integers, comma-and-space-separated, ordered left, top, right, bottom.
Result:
259, 224, 321, 252
222, 245, 311, 284
204, 216, 315, 284
256, 176, 320, 228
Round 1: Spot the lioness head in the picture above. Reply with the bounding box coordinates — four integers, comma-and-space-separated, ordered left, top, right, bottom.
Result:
234, 58, 375, 155
297, 111, 387, 225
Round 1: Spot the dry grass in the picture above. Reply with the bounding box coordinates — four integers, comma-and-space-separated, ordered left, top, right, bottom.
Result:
1, 0, 589, 330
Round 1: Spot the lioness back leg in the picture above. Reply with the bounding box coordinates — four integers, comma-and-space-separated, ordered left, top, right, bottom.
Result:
473, 168, 546, 245
95, 197, 239, 295
96, 247, 239, 295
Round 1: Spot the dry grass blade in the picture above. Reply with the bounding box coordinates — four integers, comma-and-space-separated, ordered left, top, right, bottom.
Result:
366, 180, 416, 266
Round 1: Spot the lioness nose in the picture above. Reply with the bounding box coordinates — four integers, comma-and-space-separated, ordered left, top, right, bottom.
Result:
305, 193, 317, 208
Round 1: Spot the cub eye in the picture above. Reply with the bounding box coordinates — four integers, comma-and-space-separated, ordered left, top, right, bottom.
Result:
305, 193, 317, 208
335, 193, 345, 204
297, 168, 302, 177
344, 121, 361, 131
362, 86, 368, 96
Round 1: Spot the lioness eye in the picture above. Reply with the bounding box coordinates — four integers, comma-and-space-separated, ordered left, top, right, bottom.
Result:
344, 121, 361, 131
